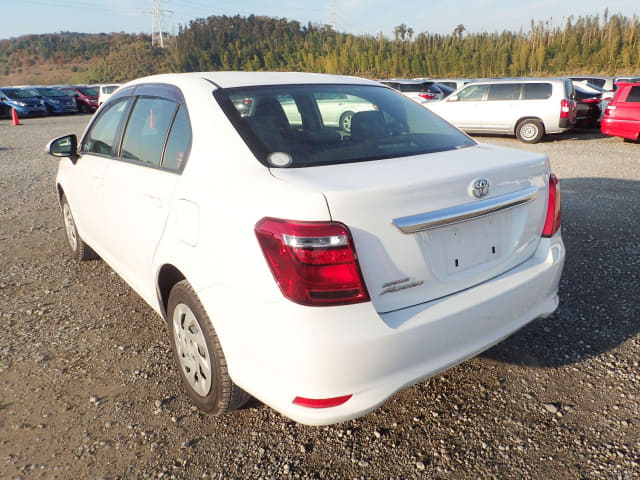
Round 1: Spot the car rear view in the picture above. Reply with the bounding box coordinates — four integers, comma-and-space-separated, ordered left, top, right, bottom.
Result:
210, 77, 565, 424
601, 82, 640, 140
47, 72, 565, 426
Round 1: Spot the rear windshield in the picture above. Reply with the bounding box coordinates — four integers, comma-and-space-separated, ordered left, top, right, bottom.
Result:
215, 84, 475, 168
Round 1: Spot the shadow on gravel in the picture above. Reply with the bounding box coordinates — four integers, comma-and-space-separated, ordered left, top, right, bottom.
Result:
472, 127, 607, 143
482, 177, 640, 368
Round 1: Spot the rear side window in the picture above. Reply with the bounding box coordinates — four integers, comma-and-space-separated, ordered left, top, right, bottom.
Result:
163, 105, 192, 171
626, 86, 640, 102
121, 97, 178, 166
523, 83, 552, 100
488, 84, 522, 100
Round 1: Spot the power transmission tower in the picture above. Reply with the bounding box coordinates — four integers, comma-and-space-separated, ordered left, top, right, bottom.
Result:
149, 0, 172, 48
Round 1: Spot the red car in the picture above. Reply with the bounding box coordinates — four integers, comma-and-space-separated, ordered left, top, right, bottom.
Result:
57, 85, 99, 114
601, 82, 640, 141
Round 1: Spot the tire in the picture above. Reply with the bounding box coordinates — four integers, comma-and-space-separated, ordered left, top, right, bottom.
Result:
168, 280, 249, 414
79, 103, 89, 114
339, 111, 355, 132
61, 195, 97, 261
516, 119, 544, 143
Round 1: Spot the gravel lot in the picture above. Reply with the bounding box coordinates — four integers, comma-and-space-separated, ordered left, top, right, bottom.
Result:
1, 114, 639, 480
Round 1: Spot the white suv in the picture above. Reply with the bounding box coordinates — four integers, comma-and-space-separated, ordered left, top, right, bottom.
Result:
47, 72, 565, 425
426, 78, 577, 143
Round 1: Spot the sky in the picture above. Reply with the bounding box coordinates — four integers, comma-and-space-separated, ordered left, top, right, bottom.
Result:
1, 0, 639, 40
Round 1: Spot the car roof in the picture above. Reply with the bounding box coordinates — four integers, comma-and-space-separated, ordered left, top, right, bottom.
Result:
465, 77, 567, 85
126, 71, 380, 89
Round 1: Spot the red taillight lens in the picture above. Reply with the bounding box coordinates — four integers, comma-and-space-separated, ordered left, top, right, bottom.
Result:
255, 218, 370, 306
604, 105, 616, 118
293, 394, 352, 409
560, 99, 570, 118
582, 98, 600, 104
419, 93, 436, 100
542, 174, 561, 237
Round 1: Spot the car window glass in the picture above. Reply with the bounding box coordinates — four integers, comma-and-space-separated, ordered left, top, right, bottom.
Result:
82, 97, 132, 156
121, 97, 178, 166
626, 86, 640, 102
488, 84, 521, 100
313, 92, 377, 131
218, 84, 475, 168
523, 83, 552, 100
163, 104, 192, 171
457, 85, 487, 101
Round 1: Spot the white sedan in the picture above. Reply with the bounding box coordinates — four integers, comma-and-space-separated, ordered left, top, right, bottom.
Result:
47, 72, 565, 426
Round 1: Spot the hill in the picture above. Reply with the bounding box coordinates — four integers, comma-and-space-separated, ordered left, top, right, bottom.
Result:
1, 11, 638, 87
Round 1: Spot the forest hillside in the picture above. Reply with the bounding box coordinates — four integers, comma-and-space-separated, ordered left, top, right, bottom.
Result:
1, 10, 638, 86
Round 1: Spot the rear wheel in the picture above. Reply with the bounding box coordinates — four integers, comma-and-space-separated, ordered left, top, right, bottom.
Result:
168, 280, 249, 414
61, 195, 96, 261
339, 111, 355, 132
516, 119, 544, 143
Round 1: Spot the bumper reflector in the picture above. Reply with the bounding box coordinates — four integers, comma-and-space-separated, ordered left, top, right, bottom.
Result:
293, 394, 353, 409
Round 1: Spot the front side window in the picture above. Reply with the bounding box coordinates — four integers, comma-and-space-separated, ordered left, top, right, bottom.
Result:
121, 97, 178, 166
82, 97, 132, 156
457, 84, 488, 101
217, 84, 475, 168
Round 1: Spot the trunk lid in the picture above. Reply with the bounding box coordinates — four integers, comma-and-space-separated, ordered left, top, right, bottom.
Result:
271, 143, 551, 313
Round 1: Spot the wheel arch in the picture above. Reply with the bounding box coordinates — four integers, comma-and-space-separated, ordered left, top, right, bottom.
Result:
514, 116, 546, 135
56, 183, 65, 205
157, 264, 186, 322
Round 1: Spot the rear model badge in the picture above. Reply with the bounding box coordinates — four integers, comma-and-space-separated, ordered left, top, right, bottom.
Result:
472, 178, 491, 198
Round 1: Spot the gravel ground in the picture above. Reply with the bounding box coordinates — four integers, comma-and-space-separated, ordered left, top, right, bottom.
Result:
0, 115, 639, 480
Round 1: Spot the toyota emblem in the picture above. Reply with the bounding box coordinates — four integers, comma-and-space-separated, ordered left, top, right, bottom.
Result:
472, 178, 490, 198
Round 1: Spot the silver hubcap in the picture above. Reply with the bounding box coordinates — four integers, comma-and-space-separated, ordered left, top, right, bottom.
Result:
172, 303, 212, 396
521, 123, 538, 140
341, 113, 352, 132
63, 203, 78, 251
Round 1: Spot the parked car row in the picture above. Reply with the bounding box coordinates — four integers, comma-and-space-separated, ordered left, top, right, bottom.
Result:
383, 75, 639, 143
0, 83, 119, 118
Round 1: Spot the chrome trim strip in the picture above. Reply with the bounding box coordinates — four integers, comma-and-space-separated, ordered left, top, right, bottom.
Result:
392, 186, 539, 234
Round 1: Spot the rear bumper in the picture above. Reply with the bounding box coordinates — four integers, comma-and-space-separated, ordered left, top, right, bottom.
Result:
601, 118, 640, 140
199, 232, 565, 425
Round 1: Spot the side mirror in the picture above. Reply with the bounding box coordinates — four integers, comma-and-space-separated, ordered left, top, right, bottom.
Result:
46, 134, 79, 164
448, 94, 459, 102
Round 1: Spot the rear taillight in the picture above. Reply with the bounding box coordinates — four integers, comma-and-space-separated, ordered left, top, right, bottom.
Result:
560, 99, 570, 118
604, 105, 616, 118
581, 98, 600, 104
255, 218, 370, 306
542, 174, 561, 237
419, 93, 436, 100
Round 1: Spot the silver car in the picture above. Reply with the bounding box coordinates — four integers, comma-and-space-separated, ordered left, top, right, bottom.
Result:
426, 78, 578, 143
